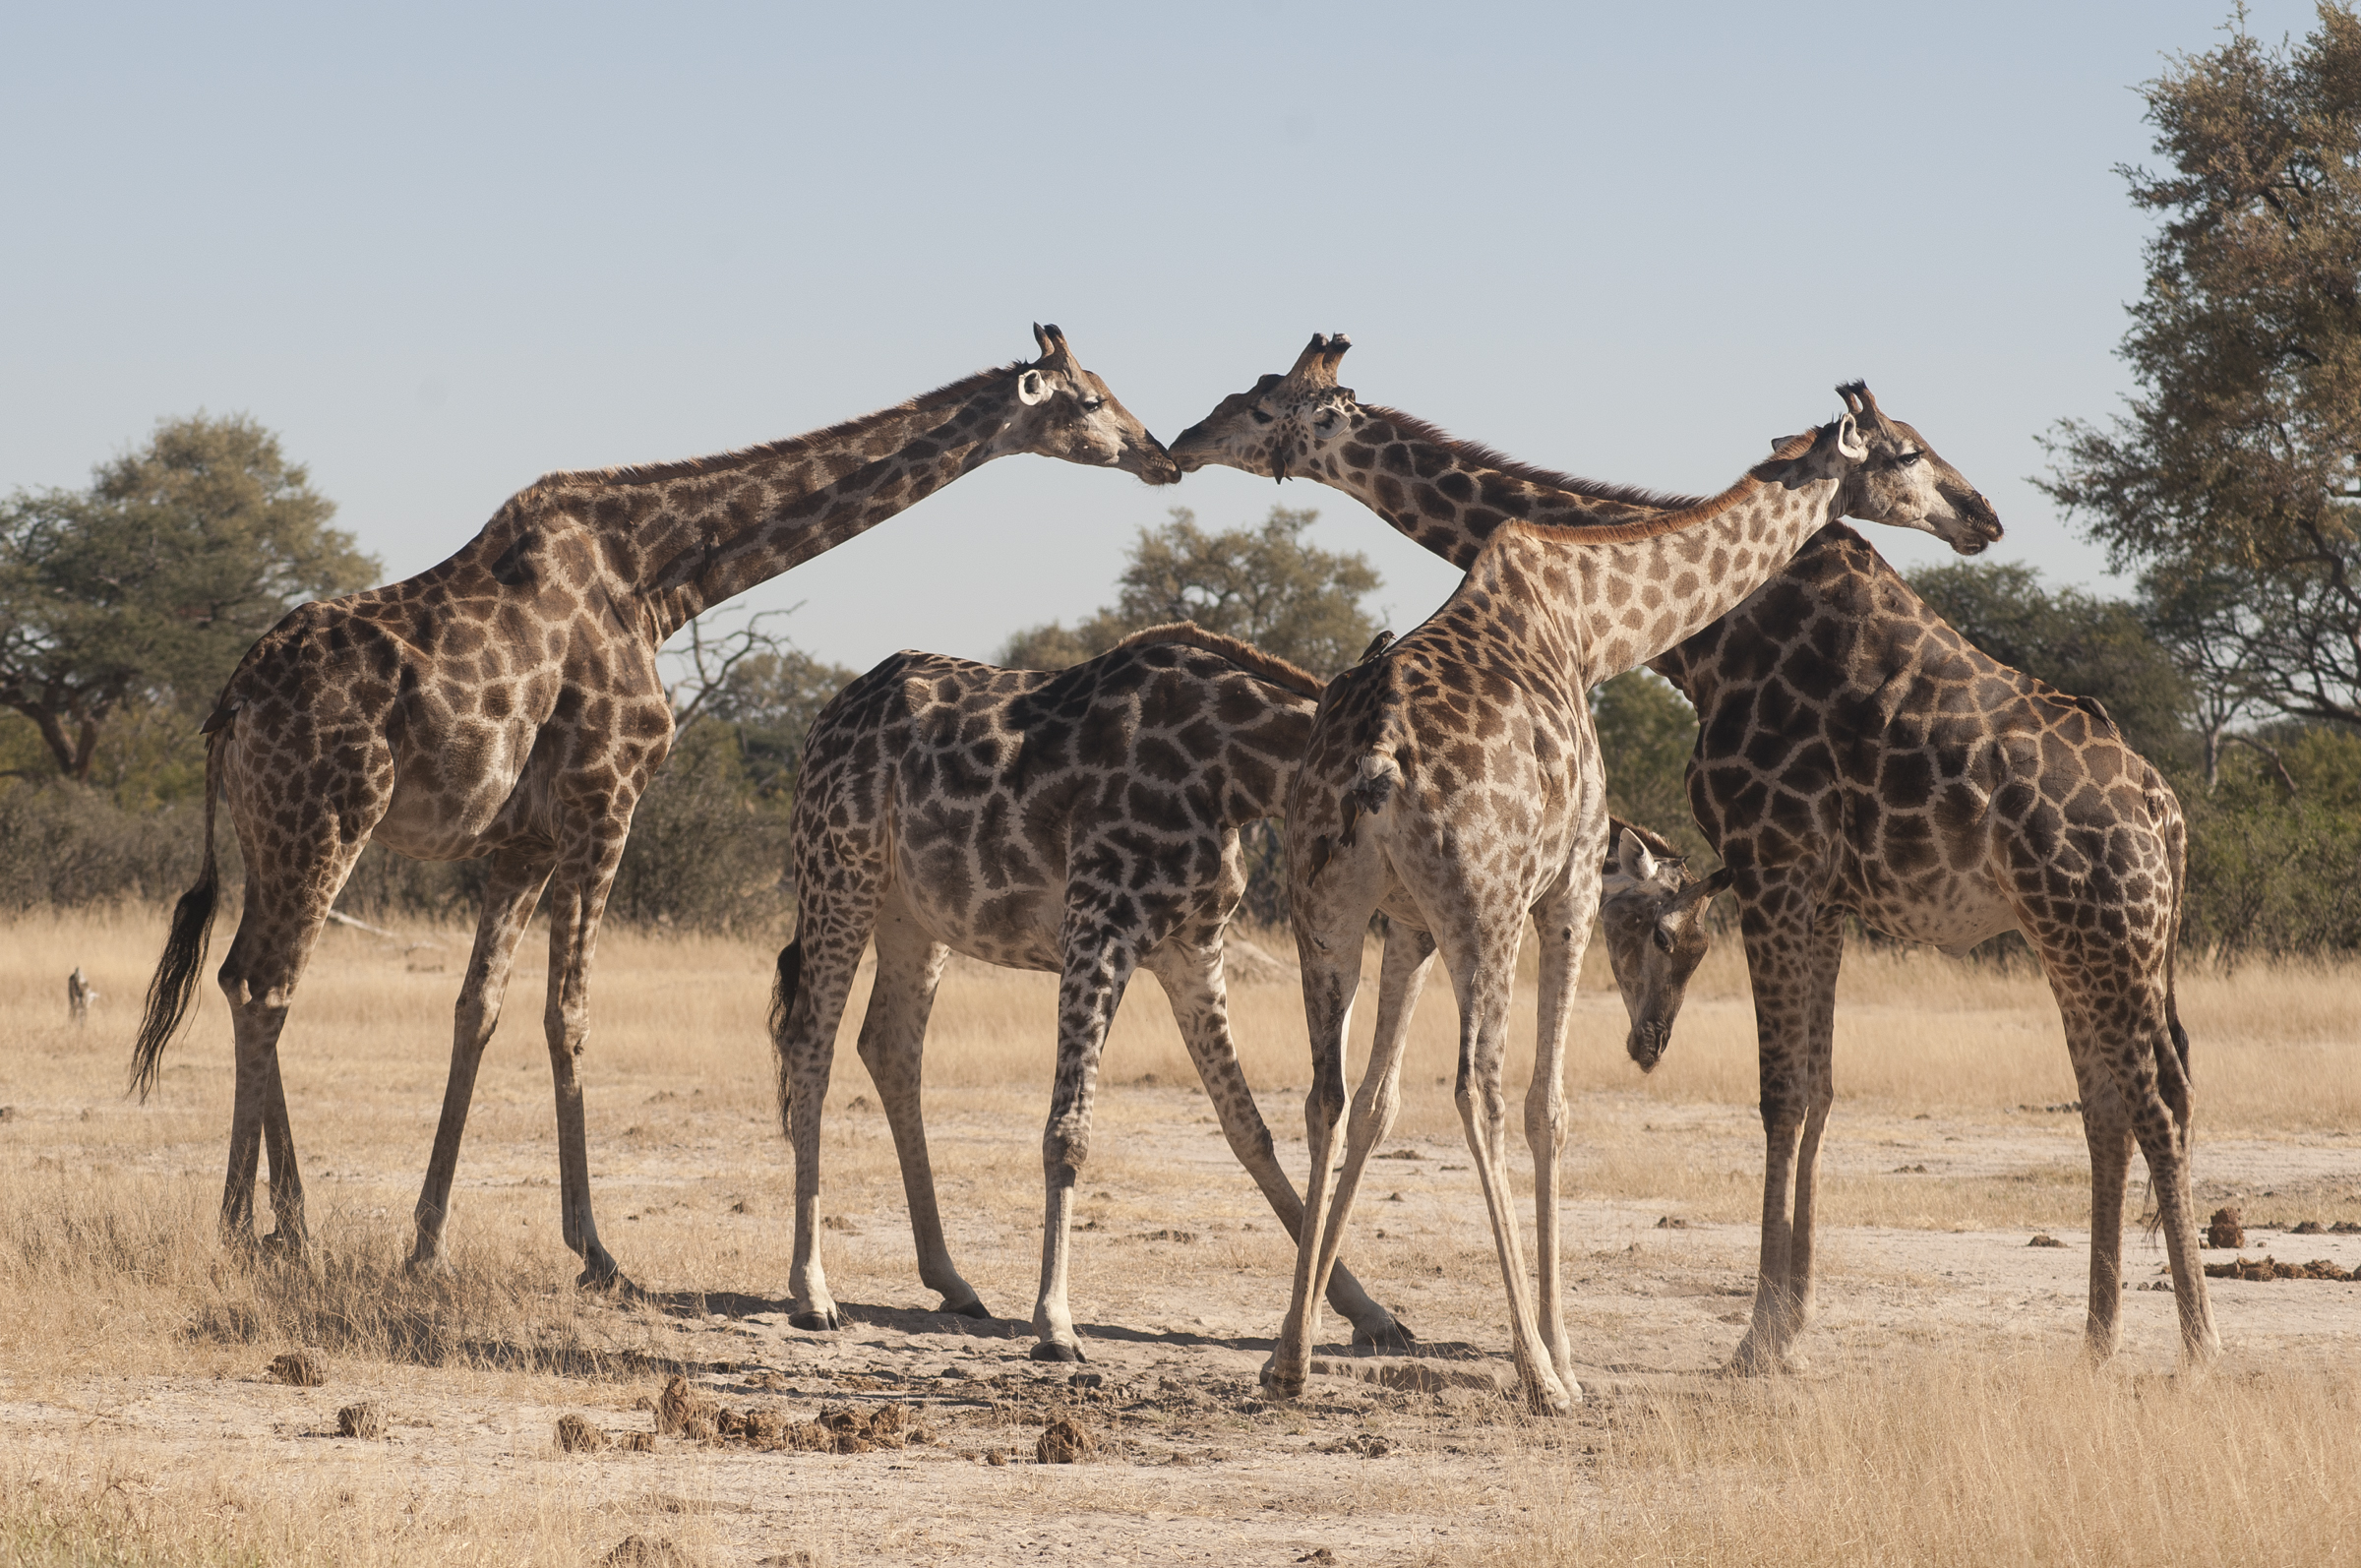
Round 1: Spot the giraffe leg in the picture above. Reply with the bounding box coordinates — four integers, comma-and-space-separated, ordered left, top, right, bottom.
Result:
2065, 1044, 2134, 1361
1527, 875, 1597, 1396
213, 808, 379, 1254
1030, 932, 1139, 1362
1262, 927, 1364, 1400
2047, 958, 2216, 1364
1448, 921, 1575, 1415
540, 833, 633, 1293
1729, 901, 1816, 1376
1777, 914, 1844, 1355
1147, 930, 1421, 1351
775, 882, 881, 1334
854, 892, 986, 1319
408, 849, 555, 1273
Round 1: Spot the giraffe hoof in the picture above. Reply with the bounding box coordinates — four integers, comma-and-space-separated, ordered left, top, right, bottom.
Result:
1028, 1340, 1086, 1363
575, 1264, 636, 1297
1723, 1336, 1795, 1378
943, 1297, 994, 1321
1257, 1362, 1305, 1401
1350, 1316, 1417, 1352
790, 1306, 845, 1332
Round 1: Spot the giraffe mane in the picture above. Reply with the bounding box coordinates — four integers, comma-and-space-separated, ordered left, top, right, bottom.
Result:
521, 362, 1027, 494
1359, 405, 1707, 514
1111, 622, 1324, 700
1500, 424, 1830, 547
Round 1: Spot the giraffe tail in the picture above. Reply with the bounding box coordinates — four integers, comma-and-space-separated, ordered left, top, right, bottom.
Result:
767, 936, 805, 1134
132, 727, 225, 1101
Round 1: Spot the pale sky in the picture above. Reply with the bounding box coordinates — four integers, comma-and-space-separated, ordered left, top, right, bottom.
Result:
1, 2, 2327, 676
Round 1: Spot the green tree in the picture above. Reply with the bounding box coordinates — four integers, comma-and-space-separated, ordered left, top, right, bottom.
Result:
1591, 670, 1707, 858
0, 413, 377, 781
2040, 6, 2361, 732
999, 505, 1381, 678
1908, 560, 2195, 767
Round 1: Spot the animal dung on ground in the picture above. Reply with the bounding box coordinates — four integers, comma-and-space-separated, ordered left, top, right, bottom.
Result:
267, 1351, 326, 1386
1036, 1416, 1095, 1464
705, 1401, 916, 1453
1656, 1216, 1690, 1228
2027, 1234, 2067, 1248
2290, 1219, 2361, 1234
556, 1413, 611, 1452
2207, 1206, 2246, 1248
334, 1402, 383, 1439
1138, 1229, 1195, 1243
654, 1375, 719, 1438
2204, 1254, 2356, 1282
601, 1536, 689, 1568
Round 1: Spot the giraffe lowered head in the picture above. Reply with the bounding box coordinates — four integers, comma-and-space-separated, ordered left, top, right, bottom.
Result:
1599, 823, 1730, 1073
990, 324, 1181, 484
1828, 382, 2001, 554
1168, 332, 1358, 480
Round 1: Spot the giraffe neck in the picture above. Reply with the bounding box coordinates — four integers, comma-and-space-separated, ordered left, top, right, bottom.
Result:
1442, 439, 1848, 690
1316, 404, 1700, 573
502, 364, 1021, 645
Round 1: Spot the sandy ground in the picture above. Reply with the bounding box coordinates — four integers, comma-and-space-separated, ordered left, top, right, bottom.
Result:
8, 1076, 2359, 1567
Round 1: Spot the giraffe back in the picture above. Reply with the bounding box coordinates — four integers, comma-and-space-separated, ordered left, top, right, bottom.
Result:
1659, 524, 2188, 966
792, 633, 1320, 970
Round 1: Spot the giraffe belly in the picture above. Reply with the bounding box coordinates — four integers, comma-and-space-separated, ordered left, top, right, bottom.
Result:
1846, 873, 2020, 957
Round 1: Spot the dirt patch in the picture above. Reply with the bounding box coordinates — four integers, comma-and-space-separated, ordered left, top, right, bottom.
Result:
334, 1401, 383, 1438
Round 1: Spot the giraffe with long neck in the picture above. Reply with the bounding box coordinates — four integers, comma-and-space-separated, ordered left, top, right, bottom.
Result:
1175, 339, 1997, 1411
132, 326, 1178, 1288
772, 616, 1715, 1361
1175, 336, 2218, 1375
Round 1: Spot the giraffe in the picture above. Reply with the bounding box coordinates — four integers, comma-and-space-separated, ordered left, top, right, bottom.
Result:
130, 326, 1179, 1289
1173, 341, 1998, 1411
772, 622, 1403, 1357
1651, 518, 2218, 1372
772, 618, 1712, 1359
1173, 339, 2218, 1371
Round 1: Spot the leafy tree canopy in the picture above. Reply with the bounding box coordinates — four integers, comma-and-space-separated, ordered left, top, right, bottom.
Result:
999, 506, 1381, 679
0, 413, 377, 780
2041, 4, 2361, 730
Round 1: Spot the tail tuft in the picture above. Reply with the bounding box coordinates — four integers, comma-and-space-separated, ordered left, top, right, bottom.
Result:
1349, 749, 1402, 818
131, 732, 225, 1101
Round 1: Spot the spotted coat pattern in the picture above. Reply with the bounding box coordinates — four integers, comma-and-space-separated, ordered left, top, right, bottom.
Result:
130, 327, 1179, 1287
1173, 336, 2215, 1373
772, 625, 1401, 1357
1267, 420, 1873, 1413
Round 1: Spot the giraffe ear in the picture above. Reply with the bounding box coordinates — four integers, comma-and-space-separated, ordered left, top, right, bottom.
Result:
1617, 828, 1660, 884
1834, 414, 1867, 462
1016, 367, 1052, 406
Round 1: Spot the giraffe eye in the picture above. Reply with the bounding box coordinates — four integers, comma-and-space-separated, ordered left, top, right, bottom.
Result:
1250, 409, 1275, 426
1897, 451, 1923, 466
1079, 393, 1104, 412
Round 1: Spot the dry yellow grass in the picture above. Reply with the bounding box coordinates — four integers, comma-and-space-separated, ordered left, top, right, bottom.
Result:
3, 906, 2356, 1565
1504, 1350, 2361, 1567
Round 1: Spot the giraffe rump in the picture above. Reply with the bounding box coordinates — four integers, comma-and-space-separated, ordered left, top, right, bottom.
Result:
132, 727, 225, 1101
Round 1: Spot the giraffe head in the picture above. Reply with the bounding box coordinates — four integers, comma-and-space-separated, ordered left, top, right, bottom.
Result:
1599, 825, 1730, 1073
992, 324, 1180, 484
1828, 382, 2001, 554
1169, 332, 1358, 480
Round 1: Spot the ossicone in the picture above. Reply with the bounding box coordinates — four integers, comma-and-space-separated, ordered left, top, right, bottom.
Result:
1032, 323, 1077, 368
